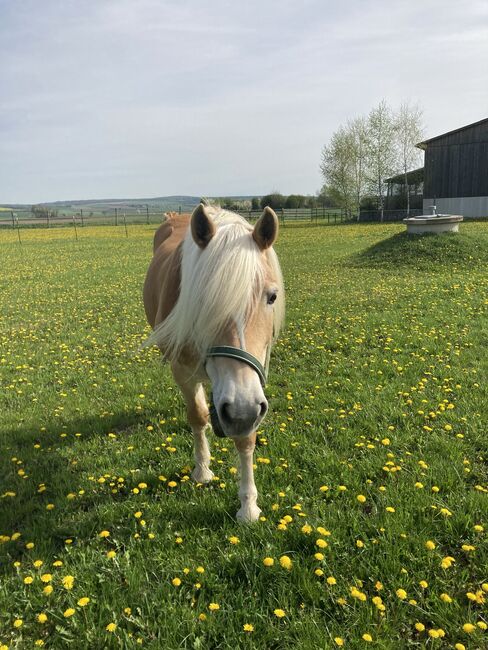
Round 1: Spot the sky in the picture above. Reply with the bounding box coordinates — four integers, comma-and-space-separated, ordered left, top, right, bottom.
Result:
1, 0, 487, 204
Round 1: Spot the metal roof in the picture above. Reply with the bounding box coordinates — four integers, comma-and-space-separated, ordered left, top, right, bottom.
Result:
416, 117, 488, 150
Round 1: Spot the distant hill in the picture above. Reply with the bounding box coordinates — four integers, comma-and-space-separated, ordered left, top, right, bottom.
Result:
0, 195, 258, 215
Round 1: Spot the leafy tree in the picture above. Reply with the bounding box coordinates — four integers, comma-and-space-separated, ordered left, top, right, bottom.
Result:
320, 127, 355, 213
395, 102, 424, 215
365, 101, 398, 221
260, 193, 286, 210
251, 197, 260, 210
285, 194, 307, 209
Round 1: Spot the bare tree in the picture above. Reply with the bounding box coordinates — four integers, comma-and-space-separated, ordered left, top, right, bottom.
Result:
366, 101, 398, 222
395, 102, 424, 216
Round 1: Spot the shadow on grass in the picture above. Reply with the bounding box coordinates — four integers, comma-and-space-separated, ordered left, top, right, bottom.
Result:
0, 407, 233, 574
349, 230, 488, 271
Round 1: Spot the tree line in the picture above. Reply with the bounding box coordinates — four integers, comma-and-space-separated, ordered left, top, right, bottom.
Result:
320, 100, 424, 220
216, 193, 331, 212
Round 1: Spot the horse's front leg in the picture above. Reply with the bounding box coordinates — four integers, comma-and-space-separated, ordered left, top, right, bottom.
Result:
234, 432, 261, 523
172, 363, 214, 484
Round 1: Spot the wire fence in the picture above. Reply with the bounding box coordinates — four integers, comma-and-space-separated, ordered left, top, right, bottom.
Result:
0, 206, 348, 231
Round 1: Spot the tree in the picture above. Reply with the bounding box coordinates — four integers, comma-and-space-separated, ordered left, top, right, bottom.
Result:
251, 197, 260, 210
365, 101, 398, 222
395, 102, 424, 216
260, 193, 286, 210
285, 195, 307, 209
320, 126, 355, 214
347, 116, 369, 221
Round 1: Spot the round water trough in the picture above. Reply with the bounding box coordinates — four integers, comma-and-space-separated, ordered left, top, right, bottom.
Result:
403, 214, 463, 235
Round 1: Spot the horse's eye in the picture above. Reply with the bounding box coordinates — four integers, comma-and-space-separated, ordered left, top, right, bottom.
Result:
267, 292, 277, 305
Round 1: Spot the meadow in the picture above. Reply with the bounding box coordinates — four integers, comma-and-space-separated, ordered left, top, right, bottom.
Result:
0, 221, 486, 649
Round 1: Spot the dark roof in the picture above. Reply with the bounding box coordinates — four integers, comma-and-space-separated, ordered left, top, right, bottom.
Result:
385, 167, 424, 184
416, 117, 488, 149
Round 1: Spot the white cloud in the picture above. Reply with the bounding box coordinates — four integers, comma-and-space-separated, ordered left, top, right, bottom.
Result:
0, 0, 487, 202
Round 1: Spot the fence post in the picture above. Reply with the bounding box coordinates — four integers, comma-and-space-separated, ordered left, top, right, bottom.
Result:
146, 204, 149, 225
80, 208, 84, 227
47, 212, 50, 228
11, 211, 15, 229
281, 208, 285, 226
123, 214, 128, 237
16, 217, 21, 245
72, 215, 78, 240
179, 205, 181, 215
115, 207, 118, 226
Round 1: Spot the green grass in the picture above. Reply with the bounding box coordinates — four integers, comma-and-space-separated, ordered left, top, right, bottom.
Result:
0, 222, 487, 649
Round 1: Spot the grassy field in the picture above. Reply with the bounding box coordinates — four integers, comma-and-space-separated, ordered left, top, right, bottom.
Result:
0, 222, 487, 649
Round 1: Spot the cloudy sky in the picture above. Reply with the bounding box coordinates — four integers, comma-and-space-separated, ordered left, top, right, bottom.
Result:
1, 0, 487, 203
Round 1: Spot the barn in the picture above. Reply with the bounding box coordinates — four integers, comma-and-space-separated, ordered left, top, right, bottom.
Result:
417, 117, 488, 218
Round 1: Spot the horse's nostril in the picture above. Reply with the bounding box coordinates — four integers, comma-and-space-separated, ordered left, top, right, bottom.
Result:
220, 402, 232, 425
259, 401, 268, 418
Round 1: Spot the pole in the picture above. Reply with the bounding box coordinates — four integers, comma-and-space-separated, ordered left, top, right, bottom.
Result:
124, 214, 128, 238
16, 217, 21, 245
115, 207, 118, 226
72, 215, 78, 240
80, 208, 84, 227
146, 204, 149, 225
11, 211, 15, 229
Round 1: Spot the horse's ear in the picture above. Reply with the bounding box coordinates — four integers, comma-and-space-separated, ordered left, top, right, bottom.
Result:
191, 203, 216, 248
253, 207, 279, 250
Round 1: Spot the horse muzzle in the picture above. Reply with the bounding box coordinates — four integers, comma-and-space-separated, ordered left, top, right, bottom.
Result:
209, 392, 268, 438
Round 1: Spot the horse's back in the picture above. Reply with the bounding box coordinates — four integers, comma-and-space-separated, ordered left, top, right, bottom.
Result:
144, 214, 190, 329
152, 213, 190, 253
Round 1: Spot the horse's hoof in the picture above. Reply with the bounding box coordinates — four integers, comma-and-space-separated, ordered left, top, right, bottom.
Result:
191, 467, 214, 484
236, 505, 261, 523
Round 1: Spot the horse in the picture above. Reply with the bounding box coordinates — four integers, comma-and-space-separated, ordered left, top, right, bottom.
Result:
143, 202, 284, 522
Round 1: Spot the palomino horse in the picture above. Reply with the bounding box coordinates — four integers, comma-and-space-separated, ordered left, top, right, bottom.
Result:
143, 203, 284, 522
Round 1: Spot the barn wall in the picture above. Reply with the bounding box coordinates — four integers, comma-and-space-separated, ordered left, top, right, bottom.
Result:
423, 122, 488, 199
423, 197, 488, 218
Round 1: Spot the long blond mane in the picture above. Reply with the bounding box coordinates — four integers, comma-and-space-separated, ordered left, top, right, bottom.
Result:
146, 207, 284, 361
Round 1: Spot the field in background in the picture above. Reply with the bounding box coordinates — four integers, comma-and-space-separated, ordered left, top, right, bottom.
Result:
0, 222, 487, 649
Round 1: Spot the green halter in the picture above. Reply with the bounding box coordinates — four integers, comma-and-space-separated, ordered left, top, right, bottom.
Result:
206, 345, 267, 387
206, 345, 268, 438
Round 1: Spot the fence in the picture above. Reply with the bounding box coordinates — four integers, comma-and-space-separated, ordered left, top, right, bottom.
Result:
0, 206, 347, 230
358, 208, 423, 222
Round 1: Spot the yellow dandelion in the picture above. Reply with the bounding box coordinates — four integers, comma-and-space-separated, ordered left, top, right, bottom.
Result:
106, 623, 117, 632
279, 555, 292, 570
62, 575, 75, 590
273, 608, 285, 618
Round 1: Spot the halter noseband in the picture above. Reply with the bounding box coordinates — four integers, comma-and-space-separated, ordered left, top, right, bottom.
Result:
206, 345, 268, 438
206, 346, 267, 387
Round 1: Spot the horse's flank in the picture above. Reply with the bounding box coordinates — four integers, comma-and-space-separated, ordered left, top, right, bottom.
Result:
143, 212, 188, 333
